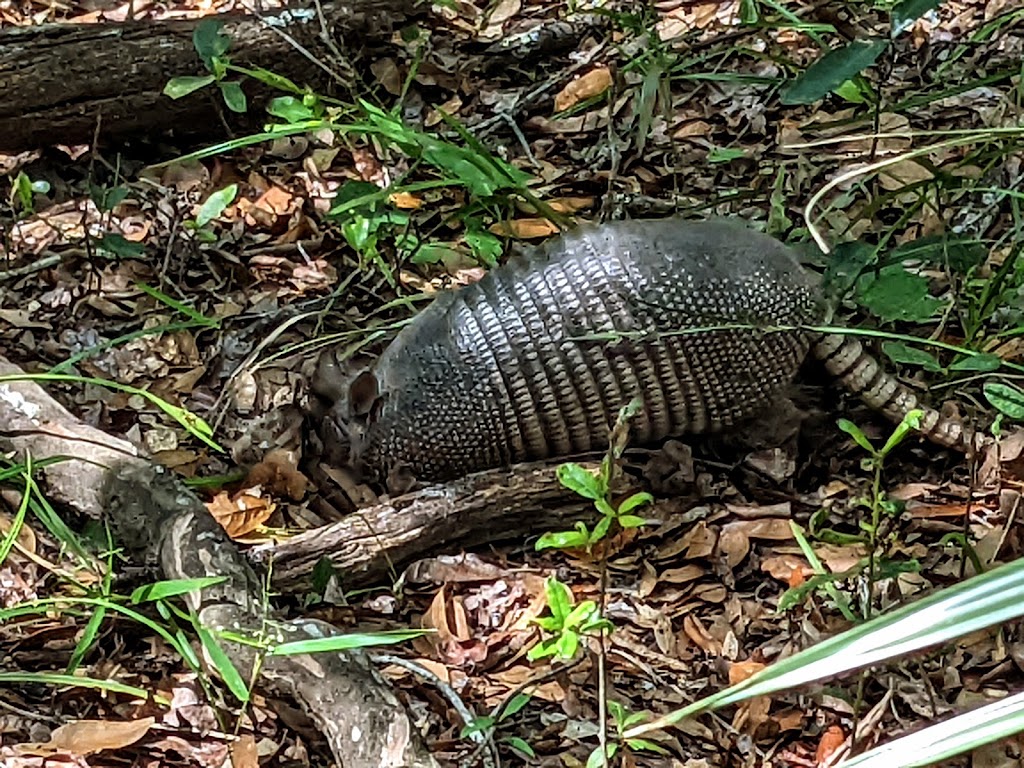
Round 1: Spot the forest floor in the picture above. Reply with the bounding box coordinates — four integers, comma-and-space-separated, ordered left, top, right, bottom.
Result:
2, 0, 1024, 766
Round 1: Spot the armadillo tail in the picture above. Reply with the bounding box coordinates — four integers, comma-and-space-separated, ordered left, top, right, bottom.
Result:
812, 333, 968, 451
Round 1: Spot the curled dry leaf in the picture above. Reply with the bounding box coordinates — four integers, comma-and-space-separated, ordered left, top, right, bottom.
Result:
15, 717, 155, 757
554, 66, 613, 112
815, 724, 847, 764
761, 554, 814, 587
489, 218, 561, 239
206, 489, 275, 538
245, 449, 309, 501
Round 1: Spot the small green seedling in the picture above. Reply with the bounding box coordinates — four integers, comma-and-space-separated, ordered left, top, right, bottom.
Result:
585, 700, 670, 767
461, 691, 536, 758
779, 409, 928, 620
536, 399, 653, 551
528, 577, 613, 662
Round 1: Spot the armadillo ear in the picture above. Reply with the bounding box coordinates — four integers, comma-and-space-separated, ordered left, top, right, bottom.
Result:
348, 370, 380, 417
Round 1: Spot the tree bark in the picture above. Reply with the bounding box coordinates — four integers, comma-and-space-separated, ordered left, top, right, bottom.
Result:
0, 0, 417, 152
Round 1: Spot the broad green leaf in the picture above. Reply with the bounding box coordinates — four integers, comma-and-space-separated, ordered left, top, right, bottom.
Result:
823, 241, 875, 298
90, 184, 130, 211
890, 234, 986, 274
532, 528, 589, 552
218, 81, 247, 113
193, 18, 231, 68
882, 341, 943, 372
984, 381, 1024, 419
892, 0, 944, 36
564, 600, 599, 630
545, 577, 573, 621
97, 233, 145, 259
504, 736, 535, 757
163, 75, 216, 99
837, 418, 875, 454
618, 491, 653, 516
460, 716, 495, 738
503, 692, 532, 718
592, 515, 612, 542
833, 78, 871, 104
268, 96, 317, 123
949, 353, 1001, 372
410, 243, 455, 265
556, 630, 579, 659
556, 462, 604, 500
781, 38, 889, 105
707, 147, 747, 163
465, 228, 503, 267
739, 0, 759, 24
618, 515, 648, 529
195, 183, 238, 227
857, 265, 944, 322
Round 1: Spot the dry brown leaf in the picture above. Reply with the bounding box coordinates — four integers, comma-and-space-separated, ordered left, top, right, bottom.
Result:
908, 502, 972, 519
489, 218, 561, 239
878, 159, 934, 190
815, 724, 847, 764
554, 66, 613, 112
206, 490, 275, 538
815, 544, 866, 574
673, 120, 712, 140
16, 717, 155, 757
729, 659, 766, 685
370, 58, 403, 95
389, 191, 423, 209
245, 449, 309, 501
719, 518, 793, 567
761, 554, 813, 587
229, 734, 259, 768
660, 564, 705, 584
733, 695, 772, 735
682, 614, 719, 655
680, 520, 717, 559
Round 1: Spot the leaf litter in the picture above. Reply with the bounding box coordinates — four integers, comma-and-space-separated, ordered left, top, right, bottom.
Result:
1, 0, 1024, 766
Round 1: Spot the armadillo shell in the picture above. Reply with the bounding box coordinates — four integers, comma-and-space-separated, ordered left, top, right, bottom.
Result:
331, 218, 825, 483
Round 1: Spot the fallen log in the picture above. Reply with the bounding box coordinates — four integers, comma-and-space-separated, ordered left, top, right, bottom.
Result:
0, 0, 417, 152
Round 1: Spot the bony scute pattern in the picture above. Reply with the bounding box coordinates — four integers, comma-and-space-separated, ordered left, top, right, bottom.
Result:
320, 218, 966, 484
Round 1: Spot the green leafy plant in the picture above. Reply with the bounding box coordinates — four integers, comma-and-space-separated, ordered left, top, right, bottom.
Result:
781, 1, 940, 105
8, 171, 50, 215
461, 692, 536, 758
186, 183, 239, 242
584, 700, 670, 767
536, 399, 653, 551
778, 410, 926, 620
528, 576, 613, 662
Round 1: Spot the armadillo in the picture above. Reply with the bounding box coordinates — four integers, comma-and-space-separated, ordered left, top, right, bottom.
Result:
315, 218, 966, 484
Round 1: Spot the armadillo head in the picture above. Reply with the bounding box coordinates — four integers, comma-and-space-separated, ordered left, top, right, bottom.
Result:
310, 349, 384, 475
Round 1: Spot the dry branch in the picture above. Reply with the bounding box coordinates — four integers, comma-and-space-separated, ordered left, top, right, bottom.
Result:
256, 463, 596, 590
